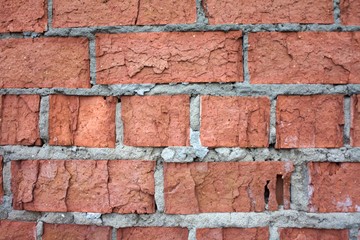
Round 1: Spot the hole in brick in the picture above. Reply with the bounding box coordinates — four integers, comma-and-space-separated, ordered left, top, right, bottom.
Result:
276, 174, 284, 206
264, 180, 270, 207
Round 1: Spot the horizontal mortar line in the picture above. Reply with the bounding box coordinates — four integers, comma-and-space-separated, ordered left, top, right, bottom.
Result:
2, 145, 360, 162
1, 84, 360, 96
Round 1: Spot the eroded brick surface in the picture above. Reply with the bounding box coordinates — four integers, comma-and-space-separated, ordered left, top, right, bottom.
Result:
308, 162, 360, 212
43, 223, 111, 240
49, 95, 116, 148
351, 95, 360, 146
12, 160, 155, 213
276, 95, 344, 148
0, 95, 41, 146
197, 228, 269, 240
204, 0, 333, 24
122, 95, 190, 147
0, 38, 90, 88
200, 96, 270, 147
164, 161, 293, 214
279, 228, 349, 239
0, 220, 36, 240
96, 31, 242, 84
248, 32, 360, 84
0, 0, 47, 33
117, 227, 188, 240
340, 0, 360, 25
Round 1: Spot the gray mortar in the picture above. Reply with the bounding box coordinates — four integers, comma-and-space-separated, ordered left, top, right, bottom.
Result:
196, 0, 208, 25
188, 227, 196, 240
269, 99, 277, 145
269, 226, 279, 240
344, 96, 351, 146
190, 96, 200, 131
39, 96, 49, 144
47, 0, 53, 30
349, 228, 359, 240
154, 160, 165, 213
36, 221, 43, 240
290, 164, 309, 211
89, 36, 97, 86
333, 0, 341, 25
115, 101, 123, 146
242, 33, 250, 83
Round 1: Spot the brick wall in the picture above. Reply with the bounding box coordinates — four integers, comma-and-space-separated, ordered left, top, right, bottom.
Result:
0, 0, 360, 239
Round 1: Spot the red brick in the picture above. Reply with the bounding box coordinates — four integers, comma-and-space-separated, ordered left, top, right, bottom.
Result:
49, 95, 116, 148
12, 160, 155, 213
0, 0, 47, 33
117, 227, 188, 240
351, 95, 360, 146
43, 223, 111, 240
279, 228, 349, 239
0, 38, 90, 88
308, 162, 360, 212
204, 0, 333, 24
0, 220, 36, 240
0, 95, 41, 146
121, 95, 190, 147
164, 161, 293, 214
276, 95, 344, 148
197, 228, 269, 240
0, 156, 3, 203
96, 31, 242, 84
53, 0, 195, 28
340, 0, 360, 25
200, 96, 270, 147
248, 32, 360, 84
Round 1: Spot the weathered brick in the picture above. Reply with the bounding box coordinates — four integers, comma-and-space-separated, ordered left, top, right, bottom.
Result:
0, 220, 36, 240
0, 156, 2, 203
49, 95, 116, 148
43, 223, 111, 240
164, 161, 293, 214
0, 0, 47, 33
308, 162, 360, 212
278, 228, 349, 239
340, 0, 360, 25
96, 31, 242, 84
351, 95, 360, 146
248, 32, 360, 84
0, 95, 41, 146
117, 227, 188, 240
12, 160, 155, 213
0, 38, 90, 88
197, 228, 269, 240
276, 95, 344, 148
121, 95, 190, 147
53, 0, 195, 28
204, 0, 333, 24
200, 96, 270, 147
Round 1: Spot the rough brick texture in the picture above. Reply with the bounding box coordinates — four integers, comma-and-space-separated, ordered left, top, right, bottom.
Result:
164, 161, 293, 214
200, 96, 270, 147
308, 162, 360, 212
12, 160, 155, 213
248, 32, 360, 84
117, 227, 188, 240
0, 38, 90, 88
53, 0, 195, 28
49, 95, 116, 148
276, 95, 344, 148
351, 95, 360, 146
278, 228, 349, 239
0, 0, 47, 33
122, 95, 190, 147
197, 228, 269, 240
96, 31, 242, 84
204, 0, 333, 24
43, 223, 111, 240
0, 220, 36, 240
0, 95, 41, 146
340, 0, 360, 25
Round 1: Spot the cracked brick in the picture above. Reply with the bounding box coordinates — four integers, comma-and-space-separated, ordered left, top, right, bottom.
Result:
43, 223, 111, 240
278, 228, 349, 239
0, 220, 36, 240
117, 227, 188, 240
197, 228, 269, 240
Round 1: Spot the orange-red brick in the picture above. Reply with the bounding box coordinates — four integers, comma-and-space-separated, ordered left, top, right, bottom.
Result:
117, 227, 188, 240
96, 31, 242, 84
204, 0, 333, 24
0, 38, 90, 89
308, 162, 360, 212
164, 161, 293, 214
43, 224, 111, 240
0, 95, 41, 146
276, 95, 344, 148
49, 95, 116, 148
197, 228, 269, 240
248, 32, 360, 84
0, 220, 36, 240
278, 228, 349, 239
200, 96, 270, 147
340, 0, 360, 25
12, 160, 155, 213
121, 95, 190, 147
351, 95, 360, 146
0, 0, 47, 33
